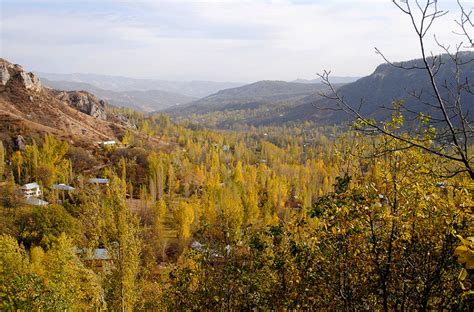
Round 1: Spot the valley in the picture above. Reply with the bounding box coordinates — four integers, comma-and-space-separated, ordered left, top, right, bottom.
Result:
1, 0, 473, 309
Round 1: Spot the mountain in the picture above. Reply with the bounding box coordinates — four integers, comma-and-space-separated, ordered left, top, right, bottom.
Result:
255, 52, 474, 125
0, 58, 132, 147
37, 72, 244, 98
166, 80, 330, 116
41, 78, 196, 112
293, 76, 359, 84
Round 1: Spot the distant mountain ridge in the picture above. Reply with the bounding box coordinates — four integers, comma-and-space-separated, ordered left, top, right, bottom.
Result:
293, 76, 359, 84
166, 80, 331, 116
41, 78, 196, 112
169, 53, 474, 128
278, 52, 474, 125
37, 72, 244, 98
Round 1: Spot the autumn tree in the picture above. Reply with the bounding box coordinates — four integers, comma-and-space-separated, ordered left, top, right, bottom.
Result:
103, 176, 142, 311
0, 141, 5, 181
0, 234, 101, 310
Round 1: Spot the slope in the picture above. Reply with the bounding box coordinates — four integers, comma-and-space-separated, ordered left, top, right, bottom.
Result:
166, 80, 330, 116
278, 52, 474, 125
0, 59, 129, 148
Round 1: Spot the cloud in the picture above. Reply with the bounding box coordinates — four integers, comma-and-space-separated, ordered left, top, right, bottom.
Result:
2, 0, 471, 81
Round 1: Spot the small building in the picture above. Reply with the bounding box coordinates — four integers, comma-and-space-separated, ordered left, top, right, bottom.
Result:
52, 183, 75, 191
22, 182, 42, 198
25, 197, 49, 206
77, 247, 112, 270
89, 178, 110, 185
98, 140, 116, 147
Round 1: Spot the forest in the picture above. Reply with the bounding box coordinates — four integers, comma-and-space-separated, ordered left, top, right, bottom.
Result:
0, 109, 472, 310
1, 0, 473, 311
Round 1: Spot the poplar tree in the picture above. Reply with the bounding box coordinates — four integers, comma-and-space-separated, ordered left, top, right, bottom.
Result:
104, 177, 142, 311
0, 142, 4, 181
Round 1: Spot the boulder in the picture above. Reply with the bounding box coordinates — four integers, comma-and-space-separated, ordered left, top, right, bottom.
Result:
14, 135, 26, 151
18, 71, 42, 91
54, 90, 107, 120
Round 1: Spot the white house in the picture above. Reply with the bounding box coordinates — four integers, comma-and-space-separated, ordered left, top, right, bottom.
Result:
98, 140, 116, 147
22, 182, 42, 198
89, 178, 110, 185
52, 183, 75, 191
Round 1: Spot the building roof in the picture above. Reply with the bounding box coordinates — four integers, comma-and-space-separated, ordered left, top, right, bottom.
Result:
22, 182, 40, 190
77, 247, 112, 260
89, 178, 110, 184
52, 183, 75, 191
93, 248, 111, 260
25, 197, 49, 206
99, 141, 116, 145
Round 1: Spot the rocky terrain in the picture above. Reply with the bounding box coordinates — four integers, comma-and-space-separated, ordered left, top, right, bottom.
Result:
0, 58, 130, 147
52, 90, 108, 120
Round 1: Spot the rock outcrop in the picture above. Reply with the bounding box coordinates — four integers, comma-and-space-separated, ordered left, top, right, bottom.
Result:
18, 71, 42, 91
53, 90, 108, 120
0, 59, 42, 92
0, 62, 11, 89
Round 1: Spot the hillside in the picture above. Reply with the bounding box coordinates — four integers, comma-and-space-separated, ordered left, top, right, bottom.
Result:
0, 58, 131, 147
166, 80, 330, 117
280, 52, 474, 125
38, 72, 244, 98
41, 78, 196, 112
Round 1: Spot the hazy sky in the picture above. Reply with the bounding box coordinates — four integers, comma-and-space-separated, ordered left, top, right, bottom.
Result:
2, 0, 472, 82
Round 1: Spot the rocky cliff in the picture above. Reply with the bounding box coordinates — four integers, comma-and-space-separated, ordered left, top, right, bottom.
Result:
53, 90, 107, 120
0, 59, 42, 92
0, 58, 126, 147
0, 58, 109, 121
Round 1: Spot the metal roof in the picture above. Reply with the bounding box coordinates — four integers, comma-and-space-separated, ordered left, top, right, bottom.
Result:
89, 178, 110, 184
22, 182, 40, 190
52, 183, 75, 191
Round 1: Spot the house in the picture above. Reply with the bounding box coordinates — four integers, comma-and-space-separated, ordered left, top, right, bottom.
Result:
98, 140, 116, 147
89, 178, 110, 185
22, 182, 42, 198
25, 197, 49, 206
52, 183, 75, 191
77, 247, 112, 270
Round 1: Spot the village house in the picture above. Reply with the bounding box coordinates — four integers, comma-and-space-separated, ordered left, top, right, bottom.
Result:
52, 183, 75, 191
98, 140, 117, 147
77, 247, 112, 271
89, 178, 110, 185
21, 182, 42, 198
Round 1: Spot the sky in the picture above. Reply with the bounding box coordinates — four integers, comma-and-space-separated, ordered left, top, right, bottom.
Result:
1, 0, 472, 82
